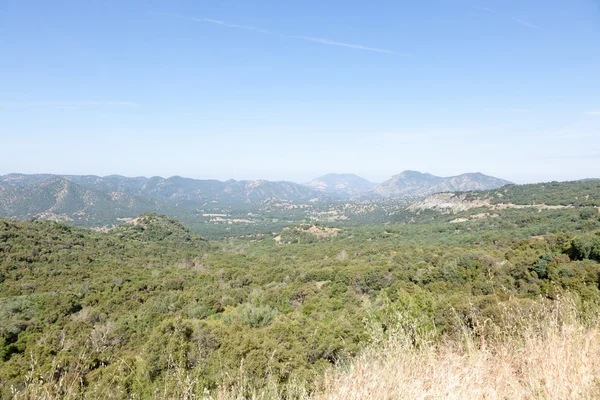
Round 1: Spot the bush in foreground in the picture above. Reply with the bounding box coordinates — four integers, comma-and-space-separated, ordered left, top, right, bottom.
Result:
11, 296, 600, 399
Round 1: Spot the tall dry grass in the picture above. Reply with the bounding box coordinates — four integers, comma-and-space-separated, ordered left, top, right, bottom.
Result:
11, 296, 600, 399
310, 296, 600, 400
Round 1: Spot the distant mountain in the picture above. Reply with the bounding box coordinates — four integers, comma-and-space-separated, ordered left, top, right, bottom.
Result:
0, 172, 511, 227
0, 174, 326, 206
135, 176, 325, 206
0, 173, 56, 187
0, 177, 170, 226
0, 174, 328, 226
369, 171, 511, 198
64, 174, 150, 194
306, 173, 376, 198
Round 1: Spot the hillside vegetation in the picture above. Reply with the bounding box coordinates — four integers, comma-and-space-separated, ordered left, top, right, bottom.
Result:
3, 180, 600, 398
411, 180, 600, 213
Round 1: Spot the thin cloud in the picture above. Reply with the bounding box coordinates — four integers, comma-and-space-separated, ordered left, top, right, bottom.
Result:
474, 8, 544, 31
180, 15, 404, 55
289, 36, 408, 56
483, 107, 530, 113
0, 101, 139, 108
190, 17, 271, 34
546, 151, 600, 160
77, 101, 139, 107
514, 18, 542, 30
585, 111, 600, 116
558, 132, 598, 139
474, 6, 496, 13
366, 129, 484, 144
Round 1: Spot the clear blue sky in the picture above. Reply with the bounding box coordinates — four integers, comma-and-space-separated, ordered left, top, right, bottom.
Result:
1, 0, 599, 183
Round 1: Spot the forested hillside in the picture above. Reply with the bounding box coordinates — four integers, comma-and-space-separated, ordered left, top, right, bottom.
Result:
478, 180, 600, 206
3, 182, 600, 398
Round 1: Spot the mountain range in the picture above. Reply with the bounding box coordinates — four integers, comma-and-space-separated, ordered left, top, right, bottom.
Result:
369, 171, 512, 198
0, 171, 510, 226
306, 171, 511, 199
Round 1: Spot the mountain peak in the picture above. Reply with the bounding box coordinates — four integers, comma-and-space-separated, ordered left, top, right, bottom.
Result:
306, 173, 375, 198
397, 170, 426, 176
370, 171, 510, 198
393, 170, 439, 180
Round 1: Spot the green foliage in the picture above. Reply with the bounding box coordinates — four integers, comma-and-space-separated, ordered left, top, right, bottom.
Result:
223, 303, 279, 328
3, 196, 600, 398
569, 234, 600, 261
464, 180, 600, 207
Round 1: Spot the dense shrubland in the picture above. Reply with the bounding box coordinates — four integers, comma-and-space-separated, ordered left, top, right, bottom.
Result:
463, 179, 600, 207
2, 199, 600, 398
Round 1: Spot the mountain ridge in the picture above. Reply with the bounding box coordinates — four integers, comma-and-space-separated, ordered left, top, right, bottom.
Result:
305, 173, 376, 198
0, 171, 512, 229
0, 176, 172, 225
368, 171, 511, 198
0, 174, 330, 227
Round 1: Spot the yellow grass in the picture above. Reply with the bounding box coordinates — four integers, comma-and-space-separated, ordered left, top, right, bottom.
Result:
311, 307, 600, 399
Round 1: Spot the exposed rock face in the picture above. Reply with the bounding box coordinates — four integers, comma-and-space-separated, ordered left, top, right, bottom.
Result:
408, 192, 575, 214
407, 193, 492, 212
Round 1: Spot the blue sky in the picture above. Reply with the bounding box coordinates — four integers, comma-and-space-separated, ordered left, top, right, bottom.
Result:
1, 0, 599, 183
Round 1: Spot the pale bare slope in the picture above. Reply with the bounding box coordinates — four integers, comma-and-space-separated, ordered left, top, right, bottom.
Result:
408, 192, 574, 213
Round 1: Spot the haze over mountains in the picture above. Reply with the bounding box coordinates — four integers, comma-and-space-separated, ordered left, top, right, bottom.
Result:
370, 171, 512, 198
306, 171, 511, 199
305, 173, 377, 198
0, 171, 510, 227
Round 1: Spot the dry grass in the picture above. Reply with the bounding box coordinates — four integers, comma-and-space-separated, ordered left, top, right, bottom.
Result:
310, 297, 600, 400
11, 297, 600, 400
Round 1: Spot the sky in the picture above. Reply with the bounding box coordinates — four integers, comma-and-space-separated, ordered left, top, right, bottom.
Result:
1, 0, 599, 184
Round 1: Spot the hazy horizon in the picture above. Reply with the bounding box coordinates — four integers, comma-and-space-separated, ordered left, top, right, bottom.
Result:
2, 0, 599, 184
1, 169, 598, 186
